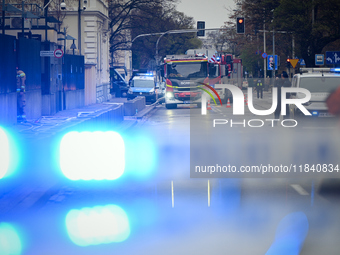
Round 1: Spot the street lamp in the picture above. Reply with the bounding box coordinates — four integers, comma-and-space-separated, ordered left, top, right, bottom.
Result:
59, 0, 87, 55
78, 0, 87, 55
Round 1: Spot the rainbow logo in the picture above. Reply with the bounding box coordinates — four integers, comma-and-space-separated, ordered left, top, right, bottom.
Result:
198, 82, 223, 106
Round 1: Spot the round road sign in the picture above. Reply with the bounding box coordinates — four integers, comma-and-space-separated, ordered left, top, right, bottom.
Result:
54, 49, 64, 58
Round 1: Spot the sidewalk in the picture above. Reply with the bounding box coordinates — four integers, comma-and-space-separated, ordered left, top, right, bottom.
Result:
11, 97, 157, 139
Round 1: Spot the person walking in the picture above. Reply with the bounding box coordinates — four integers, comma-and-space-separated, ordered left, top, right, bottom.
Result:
256, 79, 263, 98
16, 69, 26, 122
274, 71, 291, 120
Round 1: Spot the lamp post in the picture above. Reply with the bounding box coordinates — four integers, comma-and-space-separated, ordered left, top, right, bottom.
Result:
2, 0, 5, 34
78, 0, 81, 55
78, 0, 87, 55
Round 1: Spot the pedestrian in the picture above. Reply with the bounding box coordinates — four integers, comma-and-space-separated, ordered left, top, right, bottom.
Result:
16, 69, 26, 122
274, 71, 291, 120
256, 79, 263, 98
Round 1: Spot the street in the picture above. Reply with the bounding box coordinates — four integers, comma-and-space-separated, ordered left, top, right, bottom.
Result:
1, 91, 340, 255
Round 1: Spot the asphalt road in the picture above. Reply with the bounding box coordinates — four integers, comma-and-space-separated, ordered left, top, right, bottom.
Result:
1, 92, 340, 255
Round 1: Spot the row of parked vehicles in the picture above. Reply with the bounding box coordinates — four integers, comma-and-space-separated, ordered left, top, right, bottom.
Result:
111, 64, 340, 119
110, 67, 165, 104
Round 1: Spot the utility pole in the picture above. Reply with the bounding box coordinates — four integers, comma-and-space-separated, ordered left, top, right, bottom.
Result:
2, 0, 5, 34
21, 0, 24, 37
78, 0, 81, 55
272, 28, 275, 82
263, 23, 266, 81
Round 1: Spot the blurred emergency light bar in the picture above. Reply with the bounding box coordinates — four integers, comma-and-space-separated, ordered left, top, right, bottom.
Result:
59, 131, 125, 180
0, 222, 22, 254
0, 127, 10, 179
65, 204, 130, 246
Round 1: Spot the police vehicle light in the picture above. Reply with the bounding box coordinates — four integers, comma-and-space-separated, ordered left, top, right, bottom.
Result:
312, 111, 318, 115
0, 222, 22, 254
216, 57, 221, 61
65, 204, 130, 246
59, 131, 125, 180
330, 68, 340, 73
0, 127, 10, 179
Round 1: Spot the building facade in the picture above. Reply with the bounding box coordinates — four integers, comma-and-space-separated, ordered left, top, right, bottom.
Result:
60, 0, 111, 104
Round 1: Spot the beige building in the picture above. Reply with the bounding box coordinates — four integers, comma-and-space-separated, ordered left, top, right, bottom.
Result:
60, 0, 111, 104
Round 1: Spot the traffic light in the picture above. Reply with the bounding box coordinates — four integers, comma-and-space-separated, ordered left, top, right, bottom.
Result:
236, 17, 245, 34
197, 21, 205, 37
286, 59, 291, 68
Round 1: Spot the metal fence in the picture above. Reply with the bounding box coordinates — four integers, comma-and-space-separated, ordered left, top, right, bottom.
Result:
0, 34, 16, 94
62, 54, 84, 91
17, 37, 41, 91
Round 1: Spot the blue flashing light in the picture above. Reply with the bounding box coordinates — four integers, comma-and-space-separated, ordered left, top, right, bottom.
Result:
331, 68, 340, 73
265, 212, 308, 255
136, 72, 154, 76
65, 204, 130, 246
216, 57, 221, 61
0, 222, 22, 255
0, 127, 10, 179
124, 134, 157, 179
59, 131, 125, 180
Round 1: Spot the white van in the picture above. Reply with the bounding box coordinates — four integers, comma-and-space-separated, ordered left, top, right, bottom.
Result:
290, 68, 340, 118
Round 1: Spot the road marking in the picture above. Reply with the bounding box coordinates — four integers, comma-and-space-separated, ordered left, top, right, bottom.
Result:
208, 180, 210, 207
171, 181, 174, 208
290, 184, 309, 195
302, 127, 336, 130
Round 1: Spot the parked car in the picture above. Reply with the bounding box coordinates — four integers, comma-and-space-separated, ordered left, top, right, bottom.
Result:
290, 68, 340, 118
127, 75, 159, 103
110, 68, 129, 97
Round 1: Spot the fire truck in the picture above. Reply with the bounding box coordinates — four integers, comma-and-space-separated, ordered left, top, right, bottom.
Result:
185, 49, 232, 104
164, 54, 208, 109
220, 53, 233, 78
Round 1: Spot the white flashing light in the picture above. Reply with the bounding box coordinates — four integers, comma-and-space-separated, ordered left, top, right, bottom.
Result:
59, 131, 125, 180
65, 204, 130, 246
0, 222, 22, 255
312, 111, 318, 115
0, 127, 10, 179
330, 68, 340, 73
195, 53, 205, 57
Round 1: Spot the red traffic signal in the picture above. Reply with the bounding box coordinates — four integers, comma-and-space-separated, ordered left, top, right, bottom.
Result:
236, 17, 245, 34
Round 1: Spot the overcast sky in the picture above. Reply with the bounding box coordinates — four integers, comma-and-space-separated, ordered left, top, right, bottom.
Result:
176, 0, 236, 29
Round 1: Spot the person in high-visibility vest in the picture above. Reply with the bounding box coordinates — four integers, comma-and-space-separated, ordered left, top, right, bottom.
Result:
16, 69, 26, 122
256, 79, 263, 99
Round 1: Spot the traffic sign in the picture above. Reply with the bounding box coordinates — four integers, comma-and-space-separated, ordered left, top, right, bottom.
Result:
326, 51, 340, 65
262, 52, 267, 59
54, 49, 64, 58
40, 51, 54, 57
300, 59, 306, 66
315, 54, 324, 66
289, 59, 299, 68
267, 55, 278, 70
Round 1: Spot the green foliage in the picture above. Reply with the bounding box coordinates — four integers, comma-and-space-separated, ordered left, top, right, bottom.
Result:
217, 0, 340, 73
